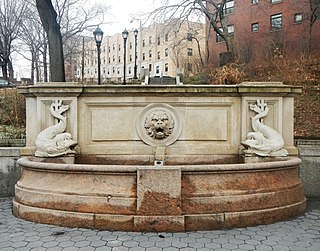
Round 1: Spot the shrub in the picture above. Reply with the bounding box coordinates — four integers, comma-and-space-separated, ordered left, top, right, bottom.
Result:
0, 88, 26, 139
210, 63, 246, 85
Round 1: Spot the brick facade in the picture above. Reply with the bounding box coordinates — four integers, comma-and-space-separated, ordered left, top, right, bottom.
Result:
207, 0, 320, 66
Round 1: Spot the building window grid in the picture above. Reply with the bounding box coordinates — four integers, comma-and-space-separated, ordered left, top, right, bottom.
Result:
294, 13, 303, 24
251, 22, 259, 32
270, 13, 282, 31
219, 1, 234, 15
165, 48, 169, 57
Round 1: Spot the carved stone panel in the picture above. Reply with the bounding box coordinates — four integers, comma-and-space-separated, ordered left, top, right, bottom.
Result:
136, 103, 182, 147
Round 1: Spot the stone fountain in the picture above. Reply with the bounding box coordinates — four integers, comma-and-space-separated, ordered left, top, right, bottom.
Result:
13, 82, 306, 231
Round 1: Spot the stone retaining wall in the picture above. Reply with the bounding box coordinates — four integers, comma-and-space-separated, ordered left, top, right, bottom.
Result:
0, 148, 22, 197
295, 139, 320, 197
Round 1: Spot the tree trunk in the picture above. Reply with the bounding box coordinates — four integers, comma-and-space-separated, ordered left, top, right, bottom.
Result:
36, 0, 65, 82
43, 32, 49, 82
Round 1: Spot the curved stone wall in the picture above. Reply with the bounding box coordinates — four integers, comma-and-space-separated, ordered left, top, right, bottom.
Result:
13, 157, 306, 231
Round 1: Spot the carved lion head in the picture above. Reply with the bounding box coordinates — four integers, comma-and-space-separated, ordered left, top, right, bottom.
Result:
144, 110, 174, 139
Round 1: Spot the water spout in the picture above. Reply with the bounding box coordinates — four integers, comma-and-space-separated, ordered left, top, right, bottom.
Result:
154, 146, 166, 167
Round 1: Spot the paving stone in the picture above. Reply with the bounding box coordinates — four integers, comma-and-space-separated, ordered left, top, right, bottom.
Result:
74, 240, 91, 248
95, 247, 112, 251
238, 243, 256, 250
106, 240, 123, 247
42, 241, 60, 248
122, 240, 139, 248
0, 197, 319, 250
58, 241, 76, 248
128, 247, 146, 251
138, 241, 156, 248
171, 240, 189, 248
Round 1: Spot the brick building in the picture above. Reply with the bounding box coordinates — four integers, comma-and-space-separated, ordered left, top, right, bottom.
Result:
75, 20, 205, 83
207, 0, 320, 66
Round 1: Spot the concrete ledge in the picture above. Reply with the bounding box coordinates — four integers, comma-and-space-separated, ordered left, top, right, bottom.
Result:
296, 139, 320, 197
0, 147, 22, 197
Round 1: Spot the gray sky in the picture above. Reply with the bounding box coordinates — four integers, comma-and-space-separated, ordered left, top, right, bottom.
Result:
101, 0, 157, 35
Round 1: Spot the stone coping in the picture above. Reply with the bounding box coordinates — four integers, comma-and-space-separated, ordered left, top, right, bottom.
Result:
18, 157, 301, 173
18, 82, 302, 96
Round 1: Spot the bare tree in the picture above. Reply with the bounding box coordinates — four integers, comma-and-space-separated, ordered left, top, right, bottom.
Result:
19, 3, 47, 83
148, 0, 235, 63
0, 0, 26, 81
309, 0, 320, 50
33, 0, 107, 82
36, 0, 65, 82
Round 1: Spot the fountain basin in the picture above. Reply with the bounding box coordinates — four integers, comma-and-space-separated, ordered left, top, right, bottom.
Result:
13, 157, 305, 231
13, 82, 306, 231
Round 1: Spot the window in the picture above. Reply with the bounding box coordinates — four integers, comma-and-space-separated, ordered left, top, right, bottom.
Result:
149, 50, 152, 58
108, 46, 111, 52
216, 28, 224, 42
216, 25, 234, 43
130, 42, 132, 49
165, 63, 168, 72
227, 25, 234, 34
119, 56, 121, 63
156, 65, 160, 74
142, 53, 146, 60
271, 0, 281, 3
219, 0, 234, 15
113, 44, 115, 50
129, 67, 132, 74
157, 37, 160, 45
108, 57, 111, 63
143, 39, 145, 47
251, 22, 259, 32
187, 48, 193, 56
112, 67, 115, 73
165, 33, 169, 42
294, 13, 303, 24
113, 55, 115, 62
165, 48, 169, 57
187, 63, 192, 71
271, 13, 282, 30
118, 44, 121, 51
149, 36, 152, 44
130, 55, 132, 62
117, 68, 120, 74
157, 51, 160, 60
251, 0, 259, 4
149, 64, 152, 71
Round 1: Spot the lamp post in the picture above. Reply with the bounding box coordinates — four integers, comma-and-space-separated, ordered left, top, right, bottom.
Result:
122, 28, 129, 84
93, 27, 104, 85
133, 29, 138, 80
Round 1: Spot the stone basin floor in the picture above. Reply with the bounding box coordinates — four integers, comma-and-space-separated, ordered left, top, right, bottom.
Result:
0, 197, 319, 251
